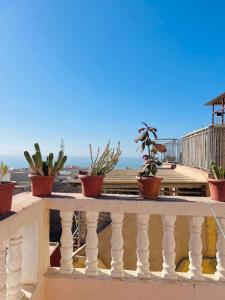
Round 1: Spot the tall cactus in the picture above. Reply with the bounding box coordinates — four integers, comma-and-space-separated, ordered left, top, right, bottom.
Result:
24, 143, 67, 176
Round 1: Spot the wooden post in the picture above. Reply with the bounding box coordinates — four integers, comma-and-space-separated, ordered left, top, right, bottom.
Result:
212, 104, 215, 125
222, 98, 224, 124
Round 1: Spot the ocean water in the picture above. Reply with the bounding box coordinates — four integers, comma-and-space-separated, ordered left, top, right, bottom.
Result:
0, 155, 142, 170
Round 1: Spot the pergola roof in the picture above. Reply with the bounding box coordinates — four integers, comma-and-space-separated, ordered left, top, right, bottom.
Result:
205, 92, 225, 105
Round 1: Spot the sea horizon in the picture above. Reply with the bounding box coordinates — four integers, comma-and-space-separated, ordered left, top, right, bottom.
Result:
0, 155, 143, 170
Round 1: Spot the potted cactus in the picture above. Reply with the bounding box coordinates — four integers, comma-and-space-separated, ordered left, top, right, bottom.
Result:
0, 162, 15, 215
135, 122, 166, 199
79, 142, 122, 197
24, 143, 67, 197
208, 162, 225, 202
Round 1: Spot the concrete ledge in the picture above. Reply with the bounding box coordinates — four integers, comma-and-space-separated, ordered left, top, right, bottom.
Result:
42, 268, 225, 300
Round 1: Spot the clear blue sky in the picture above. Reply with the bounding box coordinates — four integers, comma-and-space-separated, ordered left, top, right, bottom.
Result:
0, 0, 225, 156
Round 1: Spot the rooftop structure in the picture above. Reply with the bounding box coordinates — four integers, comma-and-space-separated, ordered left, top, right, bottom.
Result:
205, 92, 225, 124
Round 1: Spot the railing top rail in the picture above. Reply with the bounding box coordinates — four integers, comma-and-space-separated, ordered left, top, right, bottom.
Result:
180, 126, 209, 139
1, 192, 225, 241
45, 193, 225, 218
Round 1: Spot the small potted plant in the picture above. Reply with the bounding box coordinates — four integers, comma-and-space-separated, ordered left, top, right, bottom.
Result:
79, 142, 121, 197
135, 122, 166, 199
0, 162, 15, 215
208, 162, 225, 202
24, 143, 67, 197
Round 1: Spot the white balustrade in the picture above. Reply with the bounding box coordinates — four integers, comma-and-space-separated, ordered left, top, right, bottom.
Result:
136, 214, 150, 279
7, 231, 24, 300
0, 243, 7, 300
161, 215, 177, 279
85, 211, 99, 276
215, 218, 225, 281
60, 211, 74, 274
2, 192, 225, 299
188, 216, 204, 280
111, 212, 124, 278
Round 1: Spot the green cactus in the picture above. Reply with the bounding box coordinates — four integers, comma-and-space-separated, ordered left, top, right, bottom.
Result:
210, 162, 225, 179
24, 143, 67, 176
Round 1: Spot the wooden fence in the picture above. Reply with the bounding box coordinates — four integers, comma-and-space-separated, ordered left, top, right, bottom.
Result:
161, 125, 225, 170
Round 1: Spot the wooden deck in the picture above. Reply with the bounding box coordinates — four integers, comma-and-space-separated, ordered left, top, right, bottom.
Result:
71, 166, 208, 196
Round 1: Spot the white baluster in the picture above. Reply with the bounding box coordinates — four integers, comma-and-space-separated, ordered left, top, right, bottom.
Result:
161, 215, 177, 279
7, 231, 24, 300
215, 218, 225, 281
0, 243, 7, 300
85, 211, 99, 276
111, 212, 124, 278
60, 211, 74, 274
188, 216, 204, 280
136, 214, 150, 279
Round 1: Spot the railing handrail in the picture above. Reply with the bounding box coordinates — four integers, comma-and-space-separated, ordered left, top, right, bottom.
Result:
180, 126, 209, 139
45, 193, 225, 218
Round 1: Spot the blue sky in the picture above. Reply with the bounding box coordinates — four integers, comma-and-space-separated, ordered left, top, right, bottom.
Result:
0, 0, 225, 156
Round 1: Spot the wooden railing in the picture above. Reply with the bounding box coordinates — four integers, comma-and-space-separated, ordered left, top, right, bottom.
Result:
161, 125, 225, 169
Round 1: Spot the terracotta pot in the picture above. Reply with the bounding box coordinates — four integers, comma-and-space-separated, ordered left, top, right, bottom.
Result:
208, 179, 225, 202
137, 176, 162, 199
0, 181, 15, 215
30, 176, 55, 197
79, 175, 104, 197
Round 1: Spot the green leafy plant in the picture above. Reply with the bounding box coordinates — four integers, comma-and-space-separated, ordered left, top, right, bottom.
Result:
89, 142, 122, 176
24, 143, 67, 176
135, 122, 166, 177
210, 162, 225, 179
0, 162, 8, 183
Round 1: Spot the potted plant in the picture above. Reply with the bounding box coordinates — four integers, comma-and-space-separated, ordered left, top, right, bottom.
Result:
0, 162, 15, 215
24, 143, 67, 197
208, 162, 225, 202
79, 142, 122, 197
135, 122, 166, 199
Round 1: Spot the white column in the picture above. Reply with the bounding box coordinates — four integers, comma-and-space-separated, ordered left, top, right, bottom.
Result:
111, 212, 124, 278
60, 211, 74, 274
0, 243, 7, 300
136, 214, 150, 279
215, 218, 225, 281
188, 216, 204, 280
161, 215, 177, 279
85, 211, 99, 276
7, 231, 24, 300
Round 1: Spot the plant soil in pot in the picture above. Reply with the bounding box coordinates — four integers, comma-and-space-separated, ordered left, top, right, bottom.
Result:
134, 122, 166, 200
30, 175, 55, 197
80, 142, 121, 197
208, 163, 225, 202
137, 176, 162, 199
24, 143, 67, 197
79, 175, 104, 197
0, 181, 15, 215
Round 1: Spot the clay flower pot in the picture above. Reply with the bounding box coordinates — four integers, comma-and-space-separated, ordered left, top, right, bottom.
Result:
208, 179, 225, 202
137, 176, 162, 200
79, 175, 104, 197
0, 181, 15, 215
30, 176, 55, 197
